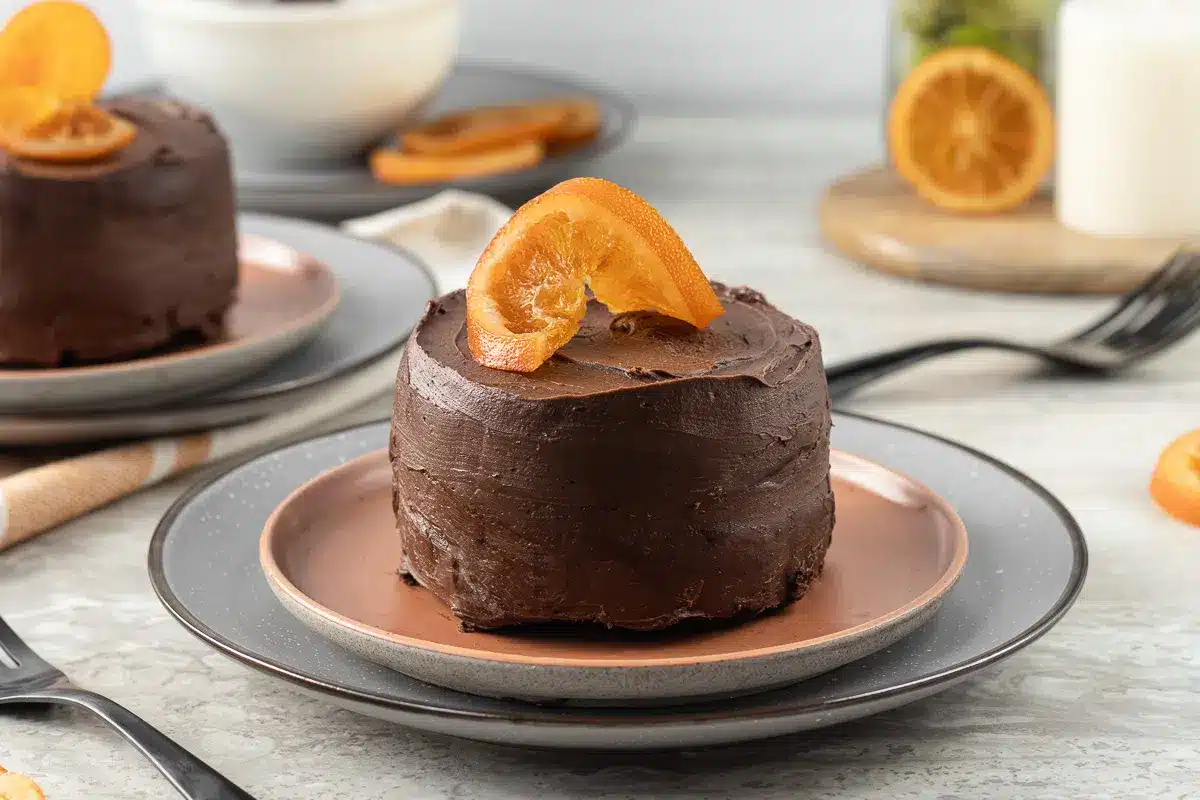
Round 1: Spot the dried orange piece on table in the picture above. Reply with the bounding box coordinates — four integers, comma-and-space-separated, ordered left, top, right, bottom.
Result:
0, 0, 111, 102
1150, 428, 1200, 528
371, 138, 544, 185
402, 103, 571, 156
2, 99, 135, 161
0, 769, 47, 800
888, 46, 1054, 214
466, 177, 725, 372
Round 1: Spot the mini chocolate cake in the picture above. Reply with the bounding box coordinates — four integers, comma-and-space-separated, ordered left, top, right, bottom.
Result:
390, 283, 835, 631
0, 98, 239, 366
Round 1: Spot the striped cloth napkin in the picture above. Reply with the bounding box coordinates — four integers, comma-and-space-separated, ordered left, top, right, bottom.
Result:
0, 190, 514, 553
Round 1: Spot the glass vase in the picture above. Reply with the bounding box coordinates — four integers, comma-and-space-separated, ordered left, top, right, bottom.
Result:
886, 0, 1060, 101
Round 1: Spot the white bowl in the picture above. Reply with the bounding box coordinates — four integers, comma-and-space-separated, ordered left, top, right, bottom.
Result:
135, 0, 460, 170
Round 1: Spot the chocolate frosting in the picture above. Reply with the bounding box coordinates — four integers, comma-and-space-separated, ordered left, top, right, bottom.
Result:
0, 97, 239, 365
390, 284, 835, 631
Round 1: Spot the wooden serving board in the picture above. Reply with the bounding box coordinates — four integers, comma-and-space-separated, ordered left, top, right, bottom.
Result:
819, 167, 1188, 294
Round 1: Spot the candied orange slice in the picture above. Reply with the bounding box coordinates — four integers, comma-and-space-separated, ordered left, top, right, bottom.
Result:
466, 177, 725, 372
371, 139, 544, 185
0, 84, 59, 135
1150, 428, 1200, 528
2, 100, 135, 161
888, 46, 1054, 214
0, 769, 47, 800
0, 0, 111, 102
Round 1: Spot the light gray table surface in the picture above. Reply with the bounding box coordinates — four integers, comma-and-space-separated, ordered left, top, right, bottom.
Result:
1, 116, 1198, 799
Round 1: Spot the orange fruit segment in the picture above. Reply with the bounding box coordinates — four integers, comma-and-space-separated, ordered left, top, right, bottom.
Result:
2, 99, 135, 161
0, 770, 47, 800
371, 139, 544, 185
466, 177, 725, 373
0, 0, 111, 102
1150, 428, 1200, 528
888, 45, 1054, 214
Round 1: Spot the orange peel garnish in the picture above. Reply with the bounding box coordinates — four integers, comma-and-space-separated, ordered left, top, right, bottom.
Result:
1150, 428, 1200, 528
888, 46, 1054, 214
371, 138, 544, 185
0, 768, 47, 800
1, 98, 135, 162
0, 0, 111, 102
465, 177, 725, 372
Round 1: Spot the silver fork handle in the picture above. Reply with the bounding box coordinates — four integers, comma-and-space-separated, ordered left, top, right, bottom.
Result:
32, 689, 257, 799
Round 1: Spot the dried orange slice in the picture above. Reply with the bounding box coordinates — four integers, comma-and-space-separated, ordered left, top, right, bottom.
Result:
0, 0, 111, 102
371, 139, 544, 185
0, 84, 59, 136
544, 96, 602, 153
466, 177, 725, 372
0, 769, 47, 800
2, 100, 135, 161
1150, 428, 1200, 528
402, 103, 571, 156
888, 46, 1054, 214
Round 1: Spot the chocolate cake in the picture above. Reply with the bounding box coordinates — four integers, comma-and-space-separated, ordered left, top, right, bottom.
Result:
390, 283, 835, 631
0, 97, 239, 366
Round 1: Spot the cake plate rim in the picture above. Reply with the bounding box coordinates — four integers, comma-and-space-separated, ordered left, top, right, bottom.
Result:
147, 412, 1087, 749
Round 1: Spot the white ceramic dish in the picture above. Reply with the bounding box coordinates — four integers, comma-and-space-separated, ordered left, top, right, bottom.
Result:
136, 0, 460, 170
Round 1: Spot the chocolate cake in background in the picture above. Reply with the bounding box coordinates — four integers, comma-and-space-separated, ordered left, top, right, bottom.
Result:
390, 283, 835, 632
0, 97, 239, 366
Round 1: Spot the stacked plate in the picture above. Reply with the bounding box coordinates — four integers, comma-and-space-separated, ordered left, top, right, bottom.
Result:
149, 413, 1087, 751
0, 214, 436, 446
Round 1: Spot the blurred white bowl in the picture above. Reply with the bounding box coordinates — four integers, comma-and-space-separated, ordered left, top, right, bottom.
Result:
136, 0, 460, 170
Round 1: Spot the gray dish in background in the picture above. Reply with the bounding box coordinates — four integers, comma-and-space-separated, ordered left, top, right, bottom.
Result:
149, 413, 1087, 751
208, 213, 434, 404
0, 234, 340, 415
0, 215, 435, 445
231, 62, 636, 218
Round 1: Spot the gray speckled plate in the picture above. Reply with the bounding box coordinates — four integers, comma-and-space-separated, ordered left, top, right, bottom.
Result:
229, 62, 636, 218
149, 413, 1087, 751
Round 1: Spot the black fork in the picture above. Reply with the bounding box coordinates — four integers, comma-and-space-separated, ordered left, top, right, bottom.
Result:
826, 249, 1200, 400
0, 613, 256, 799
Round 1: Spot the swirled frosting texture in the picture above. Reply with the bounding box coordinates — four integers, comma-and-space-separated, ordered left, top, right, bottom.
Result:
390, 283, 834, 631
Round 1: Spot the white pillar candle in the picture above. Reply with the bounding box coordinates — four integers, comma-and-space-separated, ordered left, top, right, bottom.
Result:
1056, 0, 1200, 237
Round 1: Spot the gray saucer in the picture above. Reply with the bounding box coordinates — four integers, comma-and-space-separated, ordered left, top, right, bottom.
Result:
149, 413, 1087, 751
231, 62, 637, 218
0, 214, 434, 445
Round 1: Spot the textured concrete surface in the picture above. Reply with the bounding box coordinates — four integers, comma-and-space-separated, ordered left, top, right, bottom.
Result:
2, 117, 1199, 798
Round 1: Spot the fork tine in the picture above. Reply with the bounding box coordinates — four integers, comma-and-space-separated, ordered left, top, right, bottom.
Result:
1069, 250, 1200, 343
1103, 255, 1200, 345
0, 613, 40, 664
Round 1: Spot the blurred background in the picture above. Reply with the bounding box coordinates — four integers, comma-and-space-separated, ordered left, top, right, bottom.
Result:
9, 0, 892, 115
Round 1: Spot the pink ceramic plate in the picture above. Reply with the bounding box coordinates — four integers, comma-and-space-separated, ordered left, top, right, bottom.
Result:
260, 448, 968, 705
